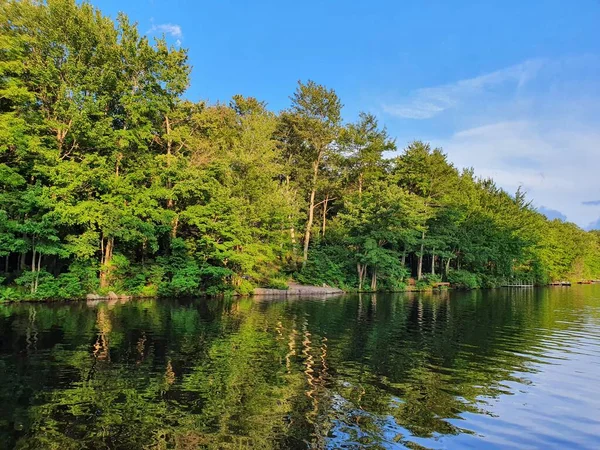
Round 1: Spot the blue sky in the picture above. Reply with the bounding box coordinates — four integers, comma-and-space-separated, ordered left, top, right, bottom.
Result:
94, 0, 600, 228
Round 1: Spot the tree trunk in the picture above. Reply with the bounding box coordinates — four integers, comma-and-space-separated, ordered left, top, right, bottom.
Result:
165, 115, 174, 209
431, 249, 436, 275
321, 193, 329, 237
165, 115, 172, 158
34, 252, 42, 292
19, 232, 27, 270
290, 222, 297, 262
303, 188, 316, 266
30, 246, 36, 294
445, 258, 451, 279
100, 237, 114, 289
417, 231, 425, 280
357, 263, 366, 291
401, 250, 406, 267
302, 156, 321, 266
171, 215, 179, 238
115, 154, 121, 178
358, 173, 363, 197
370, 269, 377, 291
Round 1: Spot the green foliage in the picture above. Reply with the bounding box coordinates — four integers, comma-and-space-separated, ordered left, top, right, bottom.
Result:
448, 270, 480, 290
263, 277, 289, 290
423, 274, 442, 284
295, 245, 356, 289
159, 263, 202, 297
14, 267, 91, 300
0, 0, 598, 301
235, 278, 256, 296
415, 280, 431, 291
0, 286, 18, 302
478, 274, 503, 289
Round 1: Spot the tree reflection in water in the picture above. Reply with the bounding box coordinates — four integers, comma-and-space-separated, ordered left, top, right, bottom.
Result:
1, 287, 599, 449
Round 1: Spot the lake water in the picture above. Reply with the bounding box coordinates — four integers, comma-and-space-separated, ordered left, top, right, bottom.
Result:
1, 287, 600, 449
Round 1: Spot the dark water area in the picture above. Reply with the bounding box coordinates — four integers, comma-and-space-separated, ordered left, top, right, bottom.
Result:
1, 287, 600, 449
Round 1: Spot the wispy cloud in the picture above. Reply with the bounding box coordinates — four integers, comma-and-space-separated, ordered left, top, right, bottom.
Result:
383, 59, 545, 119
384, 55, 600, 226
434, 119, 600, 228
148, 23, 183, 39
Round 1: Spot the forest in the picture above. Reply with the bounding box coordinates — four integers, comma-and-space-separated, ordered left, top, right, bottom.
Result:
1, 0, 599, 300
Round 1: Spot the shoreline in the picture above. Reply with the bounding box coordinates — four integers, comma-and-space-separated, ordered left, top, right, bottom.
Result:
2, 283, 596, 304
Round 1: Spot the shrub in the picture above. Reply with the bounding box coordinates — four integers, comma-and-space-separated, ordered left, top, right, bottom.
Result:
139, 284, 159, 297
0, 286, 18, 302
235, 279, 255, 296
68, 261, 99, 293
205, 284, 234, 296
448, 270, 480, 289
423, 273, 442, 285
264, 277, 289, 290
415, 280, 431, 290
123, 271, 147, 295
55, 272, 87, 298
159, 263, 202, 297
295, 245, 356, 289
387, 281, 407, 292
478, 274, 502, 288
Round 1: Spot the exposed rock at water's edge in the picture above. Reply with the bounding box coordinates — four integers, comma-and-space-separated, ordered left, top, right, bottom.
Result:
253, 282, 343, 296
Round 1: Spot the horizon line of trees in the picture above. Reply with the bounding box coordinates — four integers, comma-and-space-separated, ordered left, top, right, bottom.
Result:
1, 0, 599, 300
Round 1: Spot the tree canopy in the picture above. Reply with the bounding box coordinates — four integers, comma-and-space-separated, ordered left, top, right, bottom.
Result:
1, 0, 599, 300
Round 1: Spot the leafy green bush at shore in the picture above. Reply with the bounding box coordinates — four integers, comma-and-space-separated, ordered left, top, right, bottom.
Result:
448, 270, 480, 290
295, 246, 357, 290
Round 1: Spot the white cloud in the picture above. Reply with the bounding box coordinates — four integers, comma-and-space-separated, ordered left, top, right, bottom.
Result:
383, 55, 600, 226
148, 23, 183, 39
433, 120, 600, 228
383, 59, 545, 119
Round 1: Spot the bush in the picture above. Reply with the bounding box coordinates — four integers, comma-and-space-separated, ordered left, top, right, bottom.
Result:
159, 263, 202, 297
205, 284, 234, 296
139, 284, 159, 297
448, 270, 480, 289
264, 277, 289, 290
12, 266, 93, 300
235, 279, 255, 296
478, 274, 502, 288
415, 280, 431, 290
295, 245, 356, 289
123, 271, 148, 295
387, 281, 407, 292
423, 273, 442, 285
0, 286, 19, 302
68, 261, 99, 293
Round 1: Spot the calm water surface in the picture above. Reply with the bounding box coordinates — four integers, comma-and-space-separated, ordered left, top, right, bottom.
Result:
1, 287, 600, 449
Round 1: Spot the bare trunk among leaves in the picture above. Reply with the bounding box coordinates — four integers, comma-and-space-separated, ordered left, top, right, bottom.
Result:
370, 269, 377, 291
100, 236, 114, 289
357, 263, 367, 291
303, 159, 321, 266
321, 193, 329, 238
417, 231, 425, 280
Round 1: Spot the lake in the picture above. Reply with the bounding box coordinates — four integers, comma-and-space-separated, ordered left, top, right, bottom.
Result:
1, 287, 600, 449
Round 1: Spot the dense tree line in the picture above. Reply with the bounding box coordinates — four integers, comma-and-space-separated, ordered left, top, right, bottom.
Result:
1, 0, 599, 300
